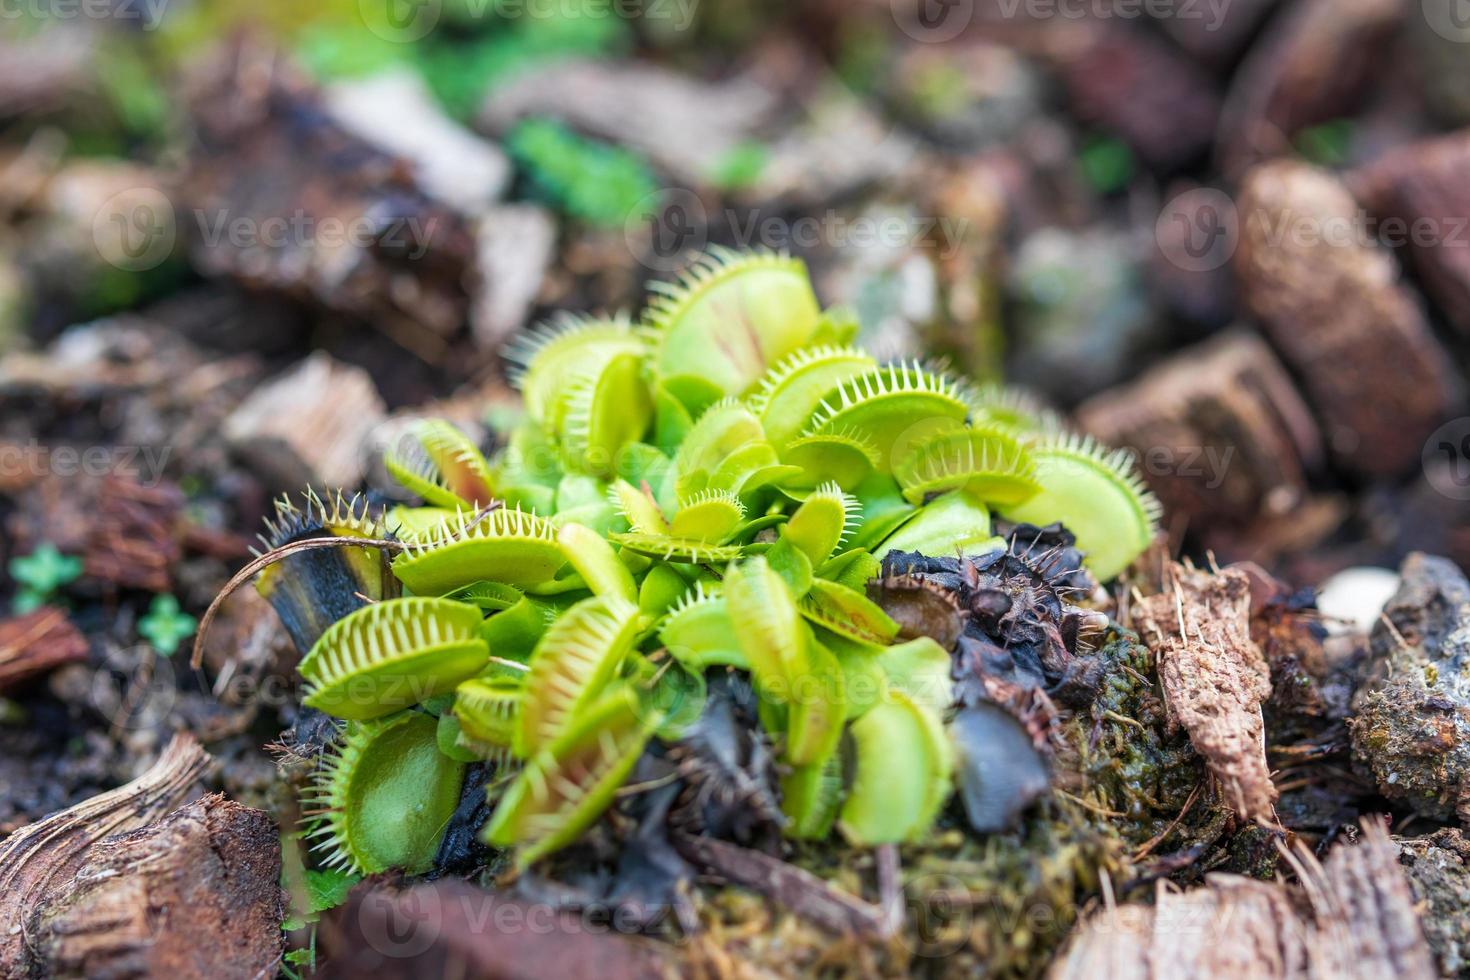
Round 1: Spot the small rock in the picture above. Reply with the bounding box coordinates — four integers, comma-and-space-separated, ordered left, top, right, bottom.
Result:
1349, 553, 1470, 823
1316, 566, 1400, 633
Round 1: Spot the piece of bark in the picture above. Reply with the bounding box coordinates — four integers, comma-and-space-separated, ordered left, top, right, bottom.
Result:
318, 879, 677, 980
1349, 553, 1470, 823
1133, 563, 1277, 821
83, 475, 184, 594
0, 734, 212, 974
1079, 329, 1321, 539
1351, 130, 1470, 338
180, 41, 475, 342
223, 351, 387, 493
0, 606, 88, 692
1050, 818, 1436, 980
479, 58, 780, 190
470, 204, 556, 352
671, 832, 893, 939
325, 67, 510, 217
31, 794, 284, 980
1234, 160, 1459, 477
1040, 20, 1220, 171
1217, 0, 1406, 179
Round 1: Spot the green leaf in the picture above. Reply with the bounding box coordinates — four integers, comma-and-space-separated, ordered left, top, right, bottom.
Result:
305, 868, 361, 915
8, 543, 83, 596
138, 594, 197, 658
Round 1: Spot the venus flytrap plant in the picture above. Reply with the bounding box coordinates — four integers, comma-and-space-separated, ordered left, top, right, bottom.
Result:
240, 247, 1163, 878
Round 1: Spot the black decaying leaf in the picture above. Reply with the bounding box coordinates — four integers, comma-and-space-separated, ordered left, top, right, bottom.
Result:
951, 703, 1051, 833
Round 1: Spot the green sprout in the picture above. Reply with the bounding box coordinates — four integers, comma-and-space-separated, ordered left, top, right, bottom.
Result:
138, 594, 197, 658
258, 248, 1161, 875
8, 544, 84, 614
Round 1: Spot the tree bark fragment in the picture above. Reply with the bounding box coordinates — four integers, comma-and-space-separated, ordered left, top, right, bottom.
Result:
1049, 819, 1436, 980
0, 606, 88, 693
1133, 563, 1277, 822
0, 734, 211, 975
31, 795, 285, 980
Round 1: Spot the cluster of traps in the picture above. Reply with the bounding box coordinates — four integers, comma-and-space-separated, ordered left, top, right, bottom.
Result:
260, 248, 1162, 878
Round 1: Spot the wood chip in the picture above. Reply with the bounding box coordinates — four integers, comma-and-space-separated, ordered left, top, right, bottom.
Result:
0, 606, 88, 693
1133, 563, 1277, 822
83, 475, 184, 594
180, 40, 476, 341
0, 734, 212, 975
1218, 0, 1405, 179
1049, 819, 1436, 980
1352, 130, 1470, 338
31, 794, 284, 980
1234, 159, 1459, 477
223, 351, 387, 492
1079, 329, 1322, 542
478, 58, 780, 189
470, 204, 556, 352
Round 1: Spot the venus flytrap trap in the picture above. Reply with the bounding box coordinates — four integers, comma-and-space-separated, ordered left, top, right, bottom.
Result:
241, 247, 1162, 881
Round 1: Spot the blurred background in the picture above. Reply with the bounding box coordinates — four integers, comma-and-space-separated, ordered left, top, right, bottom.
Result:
0, 0, 1467, 625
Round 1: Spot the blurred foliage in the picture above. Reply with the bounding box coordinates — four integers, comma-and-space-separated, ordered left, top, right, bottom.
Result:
1078, 137, 1136, 197
506, 118, 659, 226
1295, 119, 1355, 168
